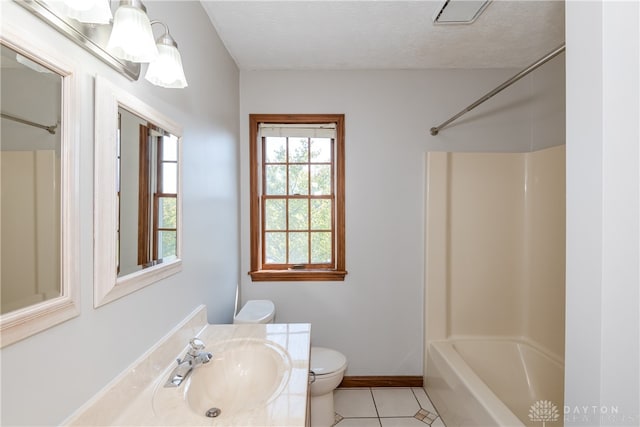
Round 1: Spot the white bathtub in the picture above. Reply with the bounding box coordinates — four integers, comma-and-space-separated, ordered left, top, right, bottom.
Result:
425, 339, 564, 427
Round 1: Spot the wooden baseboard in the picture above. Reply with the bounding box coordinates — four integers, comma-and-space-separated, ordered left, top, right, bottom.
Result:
339, 376, 423, 388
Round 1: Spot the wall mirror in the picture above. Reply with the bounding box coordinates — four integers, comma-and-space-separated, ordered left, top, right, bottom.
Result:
94, 76, 182, 307
0, 28, 79, 347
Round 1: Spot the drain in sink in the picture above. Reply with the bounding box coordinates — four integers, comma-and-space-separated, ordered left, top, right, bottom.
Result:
205, 407, 221, 418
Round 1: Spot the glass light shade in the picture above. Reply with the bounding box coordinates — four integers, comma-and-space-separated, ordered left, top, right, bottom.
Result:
107, 5, 158, 63
145, 43, 188, 88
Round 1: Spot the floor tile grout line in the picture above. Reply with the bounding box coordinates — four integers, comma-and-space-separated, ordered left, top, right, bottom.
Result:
379, 415, 424, 418
411, 387, 422, 409
367, 387, 383, 426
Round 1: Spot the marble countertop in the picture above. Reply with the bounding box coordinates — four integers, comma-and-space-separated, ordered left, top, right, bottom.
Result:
65, 305, 311, 426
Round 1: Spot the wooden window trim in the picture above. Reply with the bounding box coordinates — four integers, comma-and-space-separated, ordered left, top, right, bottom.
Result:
138, 124, 151, 265
249, 114, 347, 282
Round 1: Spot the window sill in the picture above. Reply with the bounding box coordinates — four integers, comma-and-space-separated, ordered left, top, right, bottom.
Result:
249, 269, 348, 282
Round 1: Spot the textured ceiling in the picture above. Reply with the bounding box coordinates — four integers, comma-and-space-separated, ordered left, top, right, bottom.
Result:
200, 0, 565, 70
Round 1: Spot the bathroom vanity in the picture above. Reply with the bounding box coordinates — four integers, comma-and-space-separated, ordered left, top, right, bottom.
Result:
65, 306, 311, 426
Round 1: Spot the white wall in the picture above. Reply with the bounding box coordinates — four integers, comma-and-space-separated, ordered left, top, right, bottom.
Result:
565, 1, 639, 425
0, 2, 240, 425
239, 59, 564, 376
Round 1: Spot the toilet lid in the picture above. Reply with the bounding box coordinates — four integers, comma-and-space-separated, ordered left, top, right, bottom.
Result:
234, 300, 275, 323
310, 347, 347, 375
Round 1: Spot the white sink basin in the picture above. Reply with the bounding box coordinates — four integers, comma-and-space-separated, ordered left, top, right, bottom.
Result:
70, 320, 310, 427
180, 338, 291, 418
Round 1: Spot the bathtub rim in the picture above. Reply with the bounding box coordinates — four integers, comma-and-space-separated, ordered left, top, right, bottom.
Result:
427, 339, 525, 426
426, 336, 564, 426
442, 335, 565, 366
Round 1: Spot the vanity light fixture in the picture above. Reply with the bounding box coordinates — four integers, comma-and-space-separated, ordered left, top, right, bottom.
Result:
107, 0, 158, 63
144, 21, 188, 89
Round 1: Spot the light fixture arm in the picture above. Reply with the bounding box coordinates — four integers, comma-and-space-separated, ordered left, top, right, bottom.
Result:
150, 20, 178, 49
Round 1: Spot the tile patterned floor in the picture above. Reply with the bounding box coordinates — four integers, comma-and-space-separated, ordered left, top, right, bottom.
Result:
333, 387, 446, 427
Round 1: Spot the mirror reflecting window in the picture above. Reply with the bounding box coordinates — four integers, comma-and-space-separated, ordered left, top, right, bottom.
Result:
94, 76, 182, 308
117, 107, 179, 277
1, 43, 62, 314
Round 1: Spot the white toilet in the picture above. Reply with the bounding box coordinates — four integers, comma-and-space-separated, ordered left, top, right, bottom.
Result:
309, 346, 348, 427
234, 299, 347, 427
233, 299, 276, 324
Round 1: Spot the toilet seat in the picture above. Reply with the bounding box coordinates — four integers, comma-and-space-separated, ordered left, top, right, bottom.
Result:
234, 300, 275, 324
311, 347, 347, 376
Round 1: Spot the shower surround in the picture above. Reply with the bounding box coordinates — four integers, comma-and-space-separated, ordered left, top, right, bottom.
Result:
424, 146, 566, 426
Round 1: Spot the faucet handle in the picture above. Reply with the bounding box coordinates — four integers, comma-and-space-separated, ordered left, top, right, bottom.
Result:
188, 338, 206, 355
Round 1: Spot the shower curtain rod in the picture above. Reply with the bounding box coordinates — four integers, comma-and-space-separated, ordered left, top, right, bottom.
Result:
430, 43, 566, 136
1, 112, 58, 135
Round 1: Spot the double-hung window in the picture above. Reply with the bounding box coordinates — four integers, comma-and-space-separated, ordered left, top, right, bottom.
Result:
153, 132, 178, 261
249, 114, 346, 281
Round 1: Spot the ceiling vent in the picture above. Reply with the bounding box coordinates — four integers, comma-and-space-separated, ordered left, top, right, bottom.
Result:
432, 0, 491, 25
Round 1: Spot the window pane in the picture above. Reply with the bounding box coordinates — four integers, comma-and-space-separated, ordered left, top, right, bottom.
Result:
311, 199, 331, 230
265, 165, 287, 195
158, 230, 177, 258
162, 135, 178, 161
310, 138, 331, 162
311, 232, 332, 263
158, 197, 177, 228
288, 199, 308, 230
265, 137, 286, 163
310, 165, 331, 195
288, 137, 308, 163
265, 232, 286, 263
265, 199, 286, 230
288, 165, 309, 195
162, 163, 177, 194
289, 232, 308, 264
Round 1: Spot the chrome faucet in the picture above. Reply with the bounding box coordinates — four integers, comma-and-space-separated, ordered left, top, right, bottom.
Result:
164, 338, 213, 388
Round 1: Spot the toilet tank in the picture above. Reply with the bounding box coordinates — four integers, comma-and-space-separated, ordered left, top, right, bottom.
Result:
233, 300, 276, 324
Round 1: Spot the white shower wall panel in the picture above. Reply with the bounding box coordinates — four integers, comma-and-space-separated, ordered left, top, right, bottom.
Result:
426, 146, 566, 360
447, 152, 527, 338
